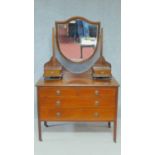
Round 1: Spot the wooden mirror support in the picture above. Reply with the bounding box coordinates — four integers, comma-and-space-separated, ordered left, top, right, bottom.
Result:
92, 28, 112, 78
43, 28, 63, 79
43, 17, 112, 79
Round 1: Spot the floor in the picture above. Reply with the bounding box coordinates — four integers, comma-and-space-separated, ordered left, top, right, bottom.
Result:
34, 119, 121, 155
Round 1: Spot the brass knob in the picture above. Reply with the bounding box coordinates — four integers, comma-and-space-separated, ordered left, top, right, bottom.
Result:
95, 90, 99, 96
55, 100, 61, 106
56, 112, 61, 117
94, 112, 99, 117
95, 100, 100, 106
56, 90, 61, 95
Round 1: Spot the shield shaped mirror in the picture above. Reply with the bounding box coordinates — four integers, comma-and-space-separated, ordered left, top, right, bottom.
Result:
56, 17, 100, 63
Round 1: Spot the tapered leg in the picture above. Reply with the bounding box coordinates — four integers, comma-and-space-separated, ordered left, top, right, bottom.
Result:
108, 122, 111, 128
113, 120, 117, 143
38, 120, 42, 141
44, 121, 49, 127
113, 87, 118, 143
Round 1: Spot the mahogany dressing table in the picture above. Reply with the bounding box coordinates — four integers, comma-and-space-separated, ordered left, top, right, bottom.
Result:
36, 16, 119, 142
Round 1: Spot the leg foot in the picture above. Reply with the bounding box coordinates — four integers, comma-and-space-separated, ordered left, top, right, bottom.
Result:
39, 137, 42, 141
38, 120, 42, 141
44, 121, 49, 127
113, 120, 117, 143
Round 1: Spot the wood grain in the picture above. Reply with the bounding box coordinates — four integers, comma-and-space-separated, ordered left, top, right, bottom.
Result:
38, 87, 116, 97
36, 71, 119, 142
40, 108, 115, 121
39, 96, 115, 109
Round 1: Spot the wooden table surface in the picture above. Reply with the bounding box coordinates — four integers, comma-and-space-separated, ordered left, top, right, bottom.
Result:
36, 70, 119, 87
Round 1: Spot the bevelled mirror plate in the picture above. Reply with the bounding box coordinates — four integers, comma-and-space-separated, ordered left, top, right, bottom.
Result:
56, 17, 100, 63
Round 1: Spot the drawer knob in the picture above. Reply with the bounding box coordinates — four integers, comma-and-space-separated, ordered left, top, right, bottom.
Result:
94, 112, 99, 117
95, 100, 100, 106
95, 90, 99, 95
56, 90, 61, 95
55, 100, 61, 106
56, 112, 61, 117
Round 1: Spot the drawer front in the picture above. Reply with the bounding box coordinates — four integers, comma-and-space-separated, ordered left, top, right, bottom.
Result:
39, 96, 115, 109
38, 87, 116, 97
39, 87, 77, 97
77, 87, 115, 97
40, 108, 115, 121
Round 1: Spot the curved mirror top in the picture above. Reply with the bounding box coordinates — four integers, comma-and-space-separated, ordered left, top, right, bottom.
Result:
56, 17, 100, 63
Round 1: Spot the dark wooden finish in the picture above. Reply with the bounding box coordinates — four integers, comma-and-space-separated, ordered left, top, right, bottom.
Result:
36, 71, 119, 142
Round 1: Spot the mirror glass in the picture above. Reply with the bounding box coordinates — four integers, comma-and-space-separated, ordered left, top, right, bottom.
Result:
56, 19, 99, 63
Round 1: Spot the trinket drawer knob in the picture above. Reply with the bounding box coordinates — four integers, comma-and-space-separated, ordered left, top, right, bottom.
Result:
95, 100, 100, 106
94, 112, 99, 117
56, 90, 61, 95
55, 100, 61, 106
56, 112, 61, 117
95, 90, 99, 95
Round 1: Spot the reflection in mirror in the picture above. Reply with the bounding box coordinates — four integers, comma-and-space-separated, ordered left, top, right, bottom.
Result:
57, 19, 99, 63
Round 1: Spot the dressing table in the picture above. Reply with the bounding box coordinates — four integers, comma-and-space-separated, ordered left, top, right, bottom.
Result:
36, 16, 119, 142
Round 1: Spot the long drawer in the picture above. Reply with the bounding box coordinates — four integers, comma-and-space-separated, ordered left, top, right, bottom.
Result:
38, 87, 116, 97
39, 96, 115, 108
40, 108, 115, 121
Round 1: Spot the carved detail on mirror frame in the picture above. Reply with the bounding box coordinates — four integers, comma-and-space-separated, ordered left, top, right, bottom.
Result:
55, 16, 100, 63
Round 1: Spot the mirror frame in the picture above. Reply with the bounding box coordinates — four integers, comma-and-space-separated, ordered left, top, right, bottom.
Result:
55, 16, 100, 63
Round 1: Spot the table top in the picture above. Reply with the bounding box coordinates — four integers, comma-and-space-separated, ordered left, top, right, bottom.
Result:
36, 70, 119, 87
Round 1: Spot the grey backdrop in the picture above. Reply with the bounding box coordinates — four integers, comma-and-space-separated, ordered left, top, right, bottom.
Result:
34, 0, 121, 116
